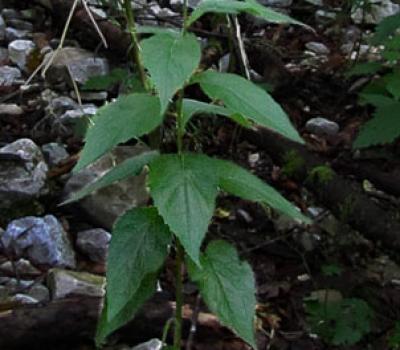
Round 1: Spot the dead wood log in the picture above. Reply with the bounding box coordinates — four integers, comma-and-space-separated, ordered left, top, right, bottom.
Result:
0, 293, 236, 349
246, 127, 400, 252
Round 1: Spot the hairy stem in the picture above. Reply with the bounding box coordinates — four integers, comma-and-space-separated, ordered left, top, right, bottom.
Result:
123, 0, 148, 89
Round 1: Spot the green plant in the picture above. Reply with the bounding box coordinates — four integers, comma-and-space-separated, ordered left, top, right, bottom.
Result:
389, 321, 400, 349
305, 297, 374, 346
64, 0, 310, 348
347, 13, 400, 148
282, 150, 305, 178
306, 165, 334, 185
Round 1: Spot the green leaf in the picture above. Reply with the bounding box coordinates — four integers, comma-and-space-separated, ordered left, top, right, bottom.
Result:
345, 62, 382, 77
95, 273, 158, 347
148, 154, 219, 264
73, 93, 162, 173
385, 71, 400, 100
82, 68, 128, 91
187, 0, 306, 27
61, 151, 159, 205
137, 25, 180, 35
194, 71, 303, 143
353, 101, 400, 148
107, 207, 171, 320
213, 158, 310, 222
182, 99, 251, 129
370, 13, 400, 45
142, 33, 201, 113
188, 240, 256, 348
305, 298, 373, 346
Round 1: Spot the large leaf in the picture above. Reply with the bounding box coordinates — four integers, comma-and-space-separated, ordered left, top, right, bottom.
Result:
62, 151, 159, 205
353, 101, 400, 148
194, 71, 303, 143
187, 0, 305, 27
213, 158, 310, 222
107, 207, 171, 320
370, 13, 400, 45
148, 154, 219, 264
188, 240, 257, 348
73, 93, 162, 172
141, 33, 201, 113
95, 273, 157, 347
182, 99, 250, 129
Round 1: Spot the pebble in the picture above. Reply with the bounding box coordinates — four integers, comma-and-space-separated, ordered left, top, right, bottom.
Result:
41, 143, 69, 167
1, 215, 76, 268
47, 268, 105, 300
305, 41, 330, 55
6, 19, 33, 31
259, 0, 293, 7
46, 95, 78, 115
76, 228, 111, 263
8, 39, 36, 71
0, 65, 21, 86
26, 283, 50, 302
305, 117, 339, 136
352, 0, 400, 24
70, 90, 108, 101
0, 258, 42, 277
0, 47, 9, 62
0, 103, 23, 115
0, 138, 48, 207
1, 9, 21, 20
5, 27, 30, 41
131, 339, 163, 350
0, 15, 5, 41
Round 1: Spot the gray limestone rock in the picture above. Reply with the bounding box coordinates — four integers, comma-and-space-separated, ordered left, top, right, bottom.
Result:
63, 144, 150, 230
305, 117, 339, 136
43, 47, 109, 86
41, 143, 69, 167
1, 215, 76, 268
8, 39, 36, 71
5, 27, 30, 41
0, 65, 22, 87
0, 15, 5, 41
0, 139, 48, 207
47, 269, 105, 299
305, 41, 330, 55
76, 228, 111, 263
131, 339, 163, 350
352, 0, 400, 24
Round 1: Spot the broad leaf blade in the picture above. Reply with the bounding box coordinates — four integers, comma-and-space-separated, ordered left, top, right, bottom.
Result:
62, 151, 159, 205
188, 240, 257, 348
195, 71, 303, 143
142, 33, 201, 113
182, 99, 251, 128
187, 0, 305, 27
73, 93, 162, 172
107, 207, 171, 320
353, 102, 400, 148
213, 158, 310, 222
96, 273, 157, 347
148, 154, 219, 264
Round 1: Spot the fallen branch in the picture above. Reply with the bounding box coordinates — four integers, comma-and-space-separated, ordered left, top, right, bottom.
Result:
246, 127, 400, 252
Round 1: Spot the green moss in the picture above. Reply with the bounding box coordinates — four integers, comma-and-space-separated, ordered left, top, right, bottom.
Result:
307, 165, 335, 184
282, 150, 306, 178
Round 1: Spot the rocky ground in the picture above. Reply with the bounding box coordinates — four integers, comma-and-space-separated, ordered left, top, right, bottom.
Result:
0, 0, 400, 349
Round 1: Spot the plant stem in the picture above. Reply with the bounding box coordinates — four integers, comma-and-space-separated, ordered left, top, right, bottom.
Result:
173, 3, 190, 348
123, 0, 148, 89
173, 240, 185, 349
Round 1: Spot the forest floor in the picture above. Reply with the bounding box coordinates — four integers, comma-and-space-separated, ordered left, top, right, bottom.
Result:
0, 0, 400, 349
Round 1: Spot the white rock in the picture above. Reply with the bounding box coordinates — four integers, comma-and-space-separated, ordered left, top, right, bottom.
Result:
5, 27, 30, 41
8, 39, 36, 71
76, 228, 111, 263
0, 65, 21, 86
131, 339, 163, 350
